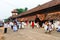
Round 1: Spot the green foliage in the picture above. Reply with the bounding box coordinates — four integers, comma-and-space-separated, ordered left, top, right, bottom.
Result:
4, 19, 9, 22
16, 7, 28, 14
16, 8, 24, 14
9, 19, 13, 22
24, 7, 28, 11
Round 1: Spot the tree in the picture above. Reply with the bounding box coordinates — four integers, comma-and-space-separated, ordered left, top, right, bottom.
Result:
16, 7, 28, 14
4, 19, 9, 22
24, 7, 28, 11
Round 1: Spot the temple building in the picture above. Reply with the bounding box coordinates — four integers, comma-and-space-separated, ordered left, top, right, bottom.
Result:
9, 0, 60, 24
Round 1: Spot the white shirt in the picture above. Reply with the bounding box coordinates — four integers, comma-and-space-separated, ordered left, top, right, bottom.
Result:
9, 22, 13, 26
4, 23, 8, 28
43, 24, 48, 30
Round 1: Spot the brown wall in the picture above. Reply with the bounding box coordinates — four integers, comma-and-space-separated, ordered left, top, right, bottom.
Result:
17, 14, 46, 21
45, 11, 60, 20
17, 15, 36, 21
37, 14, 46, 21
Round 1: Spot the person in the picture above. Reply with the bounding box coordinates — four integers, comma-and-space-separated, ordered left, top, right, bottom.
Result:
55, 21, 60, 29
14, 18, 18, 23
17, 21, 22, 29
57, 22, 60, 32
25, 21, 28, 26
21, 22, 25, 29
31, 21, 34, 29
42, 21, 48, 33
9, 22, 13, 29
34, 22, 38, 28
4, 22, 8, 33
36, 22, 40, 28
47, 24, 53, 34
43, 21, 52, 34
42, 23, 45, 28
17, 21, 20, 29
13, 22, 18, 32
18, 22, 22, 29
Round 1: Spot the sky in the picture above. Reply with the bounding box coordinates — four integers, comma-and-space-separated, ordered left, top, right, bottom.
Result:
0, 0, 51, 20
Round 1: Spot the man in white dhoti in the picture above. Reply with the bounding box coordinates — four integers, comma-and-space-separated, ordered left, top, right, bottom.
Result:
9, 22, 13, 29
22, 22, 25, 29
17, 21, 21, 29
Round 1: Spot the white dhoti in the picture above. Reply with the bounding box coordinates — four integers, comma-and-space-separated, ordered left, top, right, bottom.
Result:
22, 25, 24, 28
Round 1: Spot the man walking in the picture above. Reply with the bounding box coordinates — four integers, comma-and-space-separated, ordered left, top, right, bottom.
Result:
4, 22, 8, 33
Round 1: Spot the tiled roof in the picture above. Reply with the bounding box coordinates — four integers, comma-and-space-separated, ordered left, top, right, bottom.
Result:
10, 0, 60, 19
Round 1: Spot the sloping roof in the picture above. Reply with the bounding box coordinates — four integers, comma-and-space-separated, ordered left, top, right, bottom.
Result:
18, 0, 60, 16
10, 0, 60, 18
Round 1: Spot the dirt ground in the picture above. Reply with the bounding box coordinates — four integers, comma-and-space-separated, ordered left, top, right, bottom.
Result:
0, 27, 4, 40
0, 26, 60, 40
3, 26, 60, 40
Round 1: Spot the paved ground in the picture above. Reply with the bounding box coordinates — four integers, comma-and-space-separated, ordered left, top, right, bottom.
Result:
3, 26, 60, 40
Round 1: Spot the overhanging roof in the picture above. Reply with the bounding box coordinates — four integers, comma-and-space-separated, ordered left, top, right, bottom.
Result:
10, 0, 60, 19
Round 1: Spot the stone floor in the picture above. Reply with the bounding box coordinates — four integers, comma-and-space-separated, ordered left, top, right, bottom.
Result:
3, 26, 60, 40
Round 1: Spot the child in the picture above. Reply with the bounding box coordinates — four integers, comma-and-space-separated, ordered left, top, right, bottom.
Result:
13, 22, 18, 32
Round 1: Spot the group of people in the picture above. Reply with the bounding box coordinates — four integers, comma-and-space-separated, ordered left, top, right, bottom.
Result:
30, 20, 60, 34
4, 20, 26, 33
4, 19, 60, 34
42, 21, 53, 34
42, 20, 60, 34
